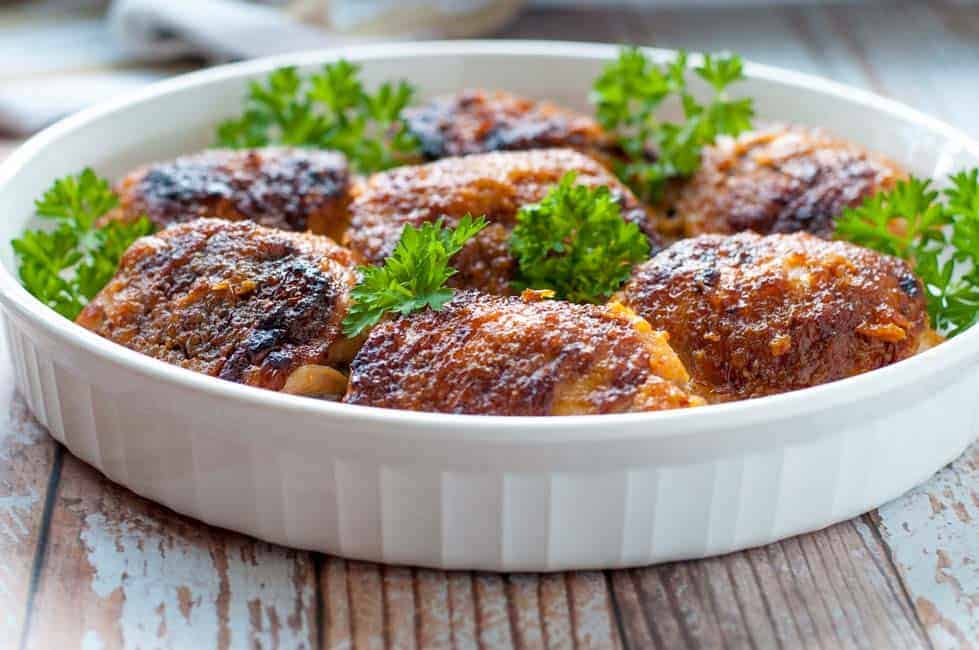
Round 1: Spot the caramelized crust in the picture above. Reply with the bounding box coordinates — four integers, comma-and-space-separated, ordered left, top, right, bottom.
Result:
403, 89, 618, 164
345, 148, 660, 295
77, 219, 359, 395
619, 232, 929, 402
674, 125, 904, 239
344, 290, 703, 416
104, 148, 351, 239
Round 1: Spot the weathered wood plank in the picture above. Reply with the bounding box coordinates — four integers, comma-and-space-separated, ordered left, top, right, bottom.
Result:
874, 442, 979, 649
21, 453, 318, 649
0, 326, 59, 649
505, 575, 545, 650
609, 521, 930, 650
446, 572, 478, 650
321, 557, 353, 650
474, 573, 516, 648
326, 566, 626, 650
383, 566, 418, 649
566, 572, 620, 649
346, 561, 386, 650
536, 573, 573, 649
416, 569, 452, 650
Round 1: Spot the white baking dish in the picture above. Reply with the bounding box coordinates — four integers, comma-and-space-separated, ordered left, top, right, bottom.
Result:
0, 41, 976, 571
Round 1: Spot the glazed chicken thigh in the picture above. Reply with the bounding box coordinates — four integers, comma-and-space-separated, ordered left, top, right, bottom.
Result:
344, 290, 703, 415
105, 148, 351, 240
345, 148, 659, 295
77, 218, 360, 397
402, 89, 619, 164
619, 232, 930, 402
668, 125, 904, 239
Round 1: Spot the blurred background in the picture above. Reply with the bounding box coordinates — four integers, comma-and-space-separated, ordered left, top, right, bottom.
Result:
0, 0, 977, 155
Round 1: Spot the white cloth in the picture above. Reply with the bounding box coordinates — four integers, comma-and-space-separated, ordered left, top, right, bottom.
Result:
0, 0, 440, 136
107, 0, 357, 61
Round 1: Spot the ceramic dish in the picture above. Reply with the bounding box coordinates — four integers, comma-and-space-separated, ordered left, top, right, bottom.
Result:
0, 41, 977, 571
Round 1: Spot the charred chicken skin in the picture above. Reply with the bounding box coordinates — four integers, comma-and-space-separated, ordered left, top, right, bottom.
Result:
344, 148, 659, 295
619, 232, 929, 402
402, 89, 619, 164
77, 218, 360, 397
669, 125, 904, 239
344, 290, 703, 415
104, 148, 351, 240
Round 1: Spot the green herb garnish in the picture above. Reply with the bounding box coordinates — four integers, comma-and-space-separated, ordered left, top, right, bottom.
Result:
509, 172, 650, 303
342, 215, 488, 337
835, 169, 979, 336
216, 60, 420, 172
591, 47, 754, 203
11, 169, 154, 319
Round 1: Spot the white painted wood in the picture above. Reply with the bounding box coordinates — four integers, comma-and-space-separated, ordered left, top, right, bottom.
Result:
22, 454, 319, 649
876, 444, 979, 649
0, 321, 58, 649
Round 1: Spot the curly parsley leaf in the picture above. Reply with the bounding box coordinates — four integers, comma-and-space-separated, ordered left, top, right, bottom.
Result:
591, 47, 754, 203
509, 172, 650, 303
216, 60, 420, 173
342, 215, 488, 337
834, 169, 979, 336
11, 169, 154, 320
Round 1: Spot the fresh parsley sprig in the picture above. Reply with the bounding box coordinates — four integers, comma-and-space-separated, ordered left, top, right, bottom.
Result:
591, 47, 754, 203
835, 169, 979, 336
216, 60, 420, 173
342, 215, 488, 337
12, 169, 155, 320
509, 172, 650, 303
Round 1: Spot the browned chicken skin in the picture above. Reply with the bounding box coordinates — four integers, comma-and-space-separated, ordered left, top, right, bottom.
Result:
105, 148, 351, 240
619, 232, 929, 402
77, 218, 360, 397
344, 148, 660, 295
403, 89, 618, 164
668, 125, 904, 239
344, 290, 704, 415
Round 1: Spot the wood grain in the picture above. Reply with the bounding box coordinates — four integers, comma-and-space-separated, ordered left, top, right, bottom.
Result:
311, 519, 930, 650
875, 442, 979, 649
0, 328, 59, 649
20, 452, 319, 649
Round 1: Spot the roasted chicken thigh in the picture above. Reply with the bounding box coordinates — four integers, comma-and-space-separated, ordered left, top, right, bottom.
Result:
77, 219, 360, 397
105, 148, 351, 239
402, 89, 618, 164
619, 232, 930, 402
344, 148, 659, 294
344, 290, 703, 416
668, 125, 903, 239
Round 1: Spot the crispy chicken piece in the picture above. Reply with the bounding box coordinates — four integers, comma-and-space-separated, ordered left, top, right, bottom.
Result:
403, 89, 619, 165
343, 290, 704, 416
104, 148, 351, 240
77, 218, 361, 397
619, 232, 930, 402
668, 125, 904, 239
345, 148, 660, 295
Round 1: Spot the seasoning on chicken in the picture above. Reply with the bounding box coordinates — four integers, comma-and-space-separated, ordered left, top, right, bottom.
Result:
344, 290, 703, 416
104, 148, 351, 240
668, 124, 904, 239
77, 218, 361, 398
403, 89, 620, 164
619, 232, 930, 402
344, 148, 660, 295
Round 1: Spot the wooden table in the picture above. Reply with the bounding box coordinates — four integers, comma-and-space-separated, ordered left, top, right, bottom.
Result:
1, 3, 978, 648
